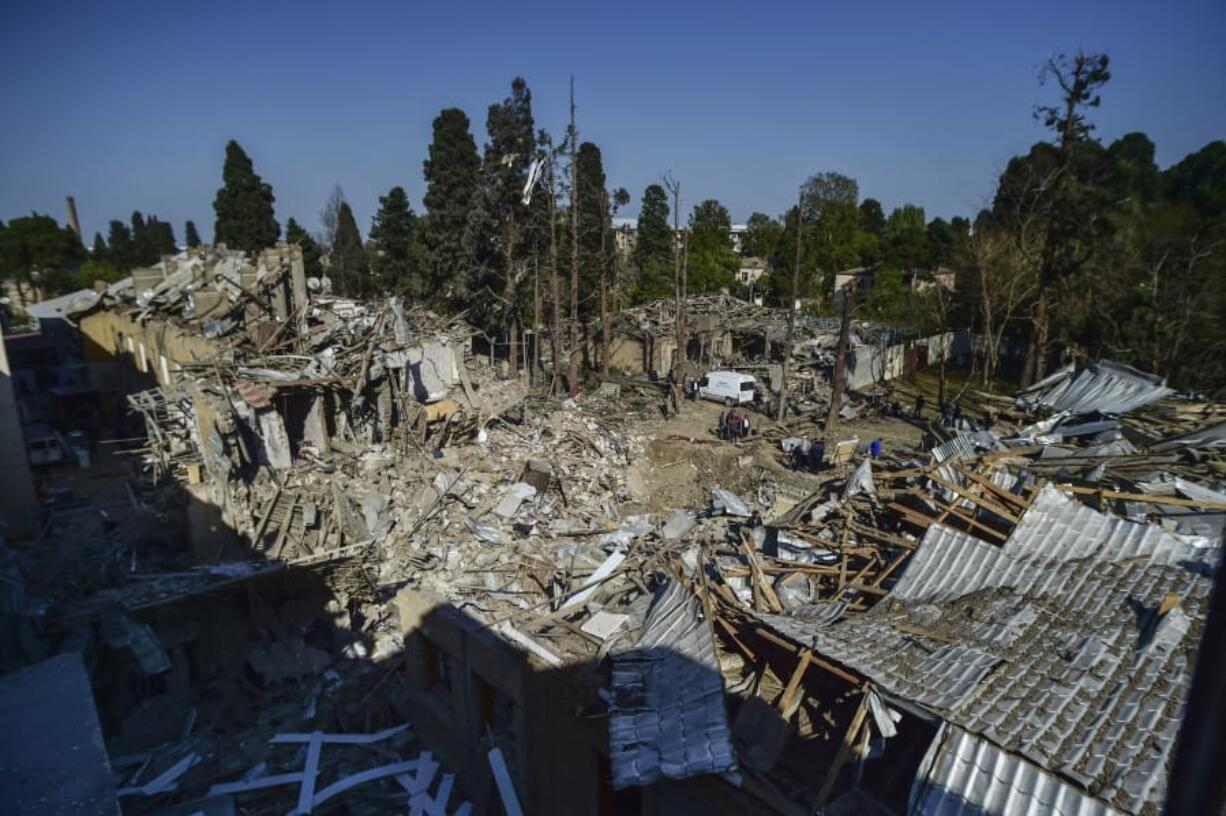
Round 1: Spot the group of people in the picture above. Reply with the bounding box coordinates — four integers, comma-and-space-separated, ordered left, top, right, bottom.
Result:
790, 436, 883, 473
718, 408, 751, 440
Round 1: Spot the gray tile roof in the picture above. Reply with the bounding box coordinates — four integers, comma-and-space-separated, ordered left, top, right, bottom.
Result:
609, 580, 737, 788
915, 725, 1122, 816
761, 485, 1219, 814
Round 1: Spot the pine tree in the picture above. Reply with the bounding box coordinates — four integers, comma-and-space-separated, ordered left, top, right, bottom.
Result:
369, 187, 423, 297
91, 232, 108, 263
147, 217, 177, 257
574, 142, 612, 317
184, 220, 201, 248
212, 140, 280, 252
633, 184, 673, 301
107, 220, 134, 270
285, 218, 324, 278
422, 109, 481, 306
130, 211, 152, 266
331, 202, 367, 297
687, 200, 739, 293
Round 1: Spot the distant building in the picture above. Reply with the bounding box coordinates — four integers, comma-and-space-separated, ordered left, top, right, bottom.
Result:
906, 267, 957, 293
737, 257, 768, 287
611, 219, 752, 257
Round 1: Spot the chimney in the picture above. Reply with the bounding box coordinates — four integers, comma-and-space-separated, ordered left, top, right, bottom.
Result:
65, 196, 82, 241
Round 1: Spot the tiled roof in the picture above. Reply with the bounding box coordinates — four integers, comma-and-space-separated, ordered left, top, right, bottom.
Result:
760, 485, 1219, 814
609, 580, 737, 788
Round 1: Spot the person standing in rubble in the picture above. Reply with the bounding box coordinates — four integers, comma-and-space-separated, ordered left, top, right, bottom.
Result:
808, 439, 826, 471
913, 393, 926, 419
870, 437, 882, 459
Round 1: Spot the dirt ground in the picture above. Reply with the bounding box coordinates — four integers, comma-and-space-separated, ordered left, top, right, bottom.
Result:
621, 388, 924, 513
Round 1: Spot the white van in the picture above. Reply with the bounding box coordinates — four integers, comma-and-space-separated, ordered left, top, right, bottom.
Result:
697, 370, 757, 405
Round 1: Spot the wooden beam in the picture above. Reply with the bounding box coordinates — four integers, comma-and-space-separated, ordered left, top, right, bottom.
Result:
1056, 484, 1226, 511
741, 532, 784, 613
777, 649, 812, 722
751, 627, 862, 686
926, 473, 1020, 523
815, 686, 870, 806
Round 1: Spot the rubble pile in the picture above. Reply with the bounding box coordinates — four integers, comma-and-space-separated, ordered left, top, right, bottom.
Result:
6, 242, 1224, 815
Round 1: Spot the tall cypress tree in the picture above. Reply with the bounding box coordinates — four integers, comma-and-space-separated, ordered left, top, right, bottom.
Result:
369, 187, 423, 297
91, 232, 108, 263
147, 217, 177, 257
106, 220, 134, 270
184, 220, 201, 248
575, 142, 611, 315
285, 217, 324, 279
213, 140, 280, 252
633, 184, 672, 301
331, 202, 367, 297
130, 211, 154, 266
422, 109, 481, 305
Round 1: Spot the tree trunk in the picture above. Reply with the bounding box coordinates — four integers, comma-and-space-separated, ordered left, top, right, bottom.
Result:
531, 253, 541, 387
549, 170, 562, 397
504, 220, 518, 375
825, 282, 853, 439
567, 78, 580, 392
777, 196, 803, 421
600, 270, 609, 378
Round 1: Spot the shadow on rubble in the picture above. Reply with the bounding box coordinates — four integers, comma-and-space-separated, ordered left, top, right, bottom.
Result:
8, 480, 937, 814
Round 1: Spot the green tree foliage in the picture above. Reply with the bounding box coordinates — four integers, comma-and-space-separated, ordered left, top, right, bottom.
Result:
857, 267, 912, 321
741, 212, 782, 259
883, 204, 931, 269
284, 217, 323, 279
369, 187, 424, 297
0, 214, 86, 301
331, 201, 368, 298
482, 78, 536, 327
106, 220, 134, 270
91, 232, 108, 262
960, 54, 1226, 393
184, 220, 201, 248
574, 141, 611, 314
859, 198, 886, 237
633, 184, 673, 302
686, 199, 739, 293
422, 109, 482, 306
1163, 140, 1226, 216
212, 140, 280, 253
768, 171, 864, 304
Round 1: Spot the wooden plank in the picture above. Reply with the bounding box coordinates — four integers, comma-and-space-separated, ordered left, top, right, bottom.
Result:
927, 473, 1020, 523
777, 649, 812, 722
815, 687, 870, 806
751, 627, 861, 687
1056, 484, 1226, 511
741, 532, 784, 613
959, 466, 1033, 512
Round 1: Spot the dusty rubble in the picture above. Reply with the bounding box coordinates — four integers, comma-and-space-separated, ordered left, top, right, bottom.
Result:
5, 247, 1224, 815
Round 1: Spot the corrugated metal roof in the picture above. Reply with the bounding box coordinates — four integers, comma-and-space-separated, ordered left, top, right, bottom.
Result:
608, 580, 737, 788
913, 725, 1122, 816
1017, 360, 1173, 415
760, 485, 1219, 815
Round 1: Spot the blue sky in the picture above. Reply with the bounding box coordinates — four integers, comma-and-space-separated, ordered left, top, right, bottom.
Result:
2, 0, 1223, 243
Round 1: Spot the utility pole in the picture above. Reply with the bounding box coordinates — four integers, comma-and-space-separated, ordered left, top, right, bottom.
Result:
825, 279, 854, 439
567, 76, 581, 393
777, 190, 803, 421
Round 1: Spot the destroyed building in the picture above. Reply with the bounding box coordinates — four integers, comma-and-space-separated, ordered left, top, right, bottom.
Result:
2, 244, 1223, 814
